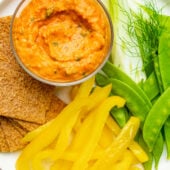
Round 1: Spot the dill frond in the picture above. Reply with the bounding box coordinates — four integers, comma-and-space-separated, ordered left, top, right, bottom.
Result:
122, 0, 165, 78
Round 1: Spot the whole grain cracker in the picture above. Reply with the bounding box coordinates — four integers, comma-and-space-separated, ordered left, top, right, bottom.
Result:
45, 95, 66, 122
0, 117, 26, 152
8, 118, 28, 136
13, 119, 40, 132
13, 96, 66, 132
0, 118, 9, 152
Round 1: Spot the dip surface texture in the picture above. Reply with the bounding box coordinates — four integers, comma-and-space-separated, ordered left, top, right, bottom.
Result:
13, 0, 112, 82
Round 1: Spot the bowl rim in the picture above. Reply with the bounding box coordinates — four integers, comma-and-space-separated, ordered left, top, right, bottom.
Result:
10, 0, 114, 87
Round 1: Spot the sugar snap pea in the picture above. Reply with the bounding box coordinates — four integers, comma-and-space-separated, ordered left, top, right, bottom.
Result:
110, 107, 129, 128
143, 87, 170, 151
95, 73, 111, 87
140, 72, 160, 100
102, 61, 152, 107
138, 134, 153, 170
153, 56, 164, 93
159, 32, 170, 90
109, 78, 150, 122
152, 133, 164, 170
164, 116, 170, 159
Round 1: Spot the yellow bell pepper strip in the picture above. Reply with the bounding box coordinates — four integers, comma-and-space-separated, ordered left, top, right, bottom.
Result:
72, 96, 126, 170
74, 76, 95, 99
129, 141, 149, 163
50, 159, 72, 170
32, 150, 54, 170
130, 164, 144, 170
98, 125, 116, 148
73, 85, 111, 133
32, 85, 113, 169
55, 150, 103, 162
70, 85, 80, 100
106, 115, 148, 163
106, 115, 121, 135
113, 150, 137, 170
90, 116, 140, 170
22, 119, 55, 143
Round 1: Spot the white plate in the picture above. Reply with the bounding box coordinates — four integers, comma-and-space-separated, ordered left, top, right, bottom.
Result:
0, 0, 170, 170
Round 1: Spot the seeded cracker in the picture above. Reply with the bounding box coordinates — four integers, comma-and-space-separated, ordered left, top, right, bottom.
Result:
0, 117, 26, 152
13, 119, 40, 132
13, 95, 66, 132
45, 95, 66, 122
8, 118, 29, 136
0, 118, 9, 152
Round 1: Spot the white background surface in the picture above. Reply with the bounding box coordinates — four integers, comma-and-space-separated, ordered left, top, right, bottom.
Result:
0, 0, 170, 169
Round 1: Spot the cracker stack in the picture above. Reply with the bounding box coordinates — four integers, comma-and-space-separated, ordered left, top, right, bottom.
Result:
0, 16, 66, 152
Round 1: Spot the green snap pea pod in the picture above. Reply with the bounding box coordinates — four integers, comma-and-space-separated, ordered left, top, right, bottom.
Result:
159, 32, 170, 90
164, 116, 170, 159
138, 134, 153, 170
140, 72, 160, 100
153, 55, 164, 93
102, 61, 152, 107
95, 73, 115, 97
151, 95, 160, 105
152, 133, 164, 170
109, 78, 151, 122
110, 107, 129, 128
143, 87, 170, 151
95, 73, 111, 87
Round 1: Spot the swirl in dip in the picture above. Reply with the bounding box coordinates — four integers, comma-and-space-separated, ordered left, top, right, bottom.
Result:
12, 0, 112, 83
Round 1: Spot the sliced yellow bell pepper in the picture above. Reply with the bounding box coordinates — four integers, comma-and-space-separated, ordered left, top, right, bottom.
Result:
130, 165, 144, 170
98, 125, 115, 148
72, 96, 125, 170
113, 150, 137, 170
106, 115, 148, 163
90, 116, 140, 170
50, 159, 72, 170
22, 119, 55, 143
106, 115, 121, 135
74, 76, 95, 99
129, 141, 149, 163
32, 149, 54, 170
41, 84, 113, 162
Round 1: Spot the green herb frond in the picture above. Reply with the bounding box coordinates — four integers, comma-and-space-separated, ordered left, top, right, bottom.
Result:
121, 0, 166, 77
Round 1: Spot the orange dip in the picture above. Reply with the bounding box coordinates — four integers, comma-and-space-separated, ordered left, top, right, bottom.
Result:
13, 0, 112, 82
